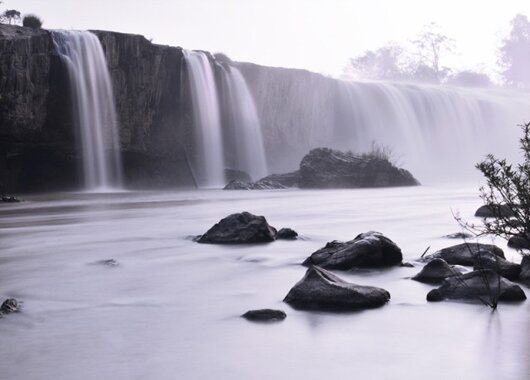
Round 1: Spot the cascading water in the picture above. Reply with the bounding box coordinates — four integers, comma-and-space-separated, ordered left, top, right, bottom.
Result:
52, 30, 123, 190
333, 81, 530, 181
220, 65, 268, 180
183, 50, 226, 187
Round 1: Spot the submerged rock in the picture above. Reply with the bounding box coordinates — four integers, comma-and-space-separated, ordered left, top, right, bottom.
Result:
197, 212, 277, 244
284, 266, 390, 310
474, 204, 514, 218
473, 255, 521, 281
276, 228, 298, 240
241, 309, 287, 322
412, 258, 463, 284
425, 243, 505, 266
426, 269, 526, 303
443, 232, 474, 239
303, 231, 402, 270
91, 259, 119, 267
298, 148, 419, 189
0, 298, 21, 314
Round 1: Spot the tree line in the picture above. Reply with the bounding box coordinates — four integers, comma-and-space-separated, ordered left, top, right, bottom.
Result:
0, 1, 42, 29
344, 16, 530, 89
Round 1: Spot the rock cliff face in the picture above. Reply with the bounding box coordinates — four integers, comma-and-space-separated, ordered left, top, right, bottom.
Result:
0, 25, 197, 192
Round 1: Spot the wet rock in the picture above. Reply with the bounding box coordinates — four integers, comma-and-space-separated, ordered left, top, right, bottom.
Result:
426, 269, 526, 302
425, 243, 505, 266
284, 266, 390, 310
91, 259, 119, 267
276, 228, 298, 240
241, 309, 286, 322
225, 168, 252, 183
474, 204, 514, 218
520, 256, 530, 283
443, 232, 474, 239
298, 148, 419, 189
303, 231, 402, 270
508, 235, 530, 250
473, 255, 521, 281
197, 212, 277, 244
258, 171, 299, 188
400, 262, 415, 268
412, 258, 463, 283
0, 298, 21, 314
223, 179, 287, 190
1, 195, 22, 203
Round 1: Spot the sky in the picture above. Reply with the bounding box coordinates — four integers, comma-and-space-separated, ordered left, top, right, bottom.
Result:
6, 0, 530, 76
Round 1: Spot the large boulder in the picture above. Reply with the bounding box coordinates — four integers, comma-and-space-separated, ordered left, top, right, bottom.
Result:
276, 228, 298, 240
298, 148, 419, 188
284, 266, 390, 310
197, 212, 277, 244
303, 231, 402, 270
426, 270, 526, 302
259, 171, 299, 188
474, 204, 514, 218
473, 255, 521, 281
412, 258, 463, 284
425, 243, 505, 266
225, 168, 252, 183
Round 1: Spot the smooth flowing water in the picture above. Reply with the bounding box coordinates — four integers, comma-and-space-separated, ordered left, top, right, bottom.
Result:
52, 31, 123, 190
1, 187, 528, 380
183, 50, 226, 187
221, 66, 268, 180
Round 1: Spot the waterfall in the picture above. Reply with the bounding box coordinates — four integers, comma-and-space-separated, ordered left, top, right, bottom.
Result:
183, 50, 226, 188
52, 30, 122, 190
220, 65, 268, 180
333, 81, 530, 181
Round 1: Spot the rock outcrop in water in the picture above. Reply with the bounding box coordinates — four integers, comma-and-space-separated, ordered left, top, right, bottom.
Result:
474, 204, 514, 218
473, 255, 521, 281
508, 235, 530, 250
241, 309, 286, 322
426, 270, 526, 302
298, 148, 419, 188
302, 231, 402, 269
0, 298, 21, 315
197, 212, 297, 244
284, 266, 390, 310
425, 243, 505, 266
412, 258, 463, 283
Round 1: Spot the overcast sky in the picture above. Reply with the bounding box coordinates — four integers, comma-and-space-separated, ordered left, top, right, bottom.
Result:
8, 0, 530, 76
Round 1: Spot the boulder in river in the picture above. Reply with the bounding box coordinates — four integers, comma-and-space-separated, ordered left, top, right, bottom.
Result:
1, 195, 21, 203
412, 258, 463, 284
443, 232, 474, 239
425, 243, 505, 266
426, 269, 526, 303
518, 256, 530, 283
298, 148, 419, 189
474, 204, 514, 218
225, 168, 252, 183
284, 266, 390, 311
258, 171, 300, 188
197, 212, 278, 244
241, 309, 287, 322
276, 228, 298, 240
508, 235, 530, 250
303, 231, 402, 270
473, 255, 521, 281
0, 298, 21, 314
224, 179, 287, 190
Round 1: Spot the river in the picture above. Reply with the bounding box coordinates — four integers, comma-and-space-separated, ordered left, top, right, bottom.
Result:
0, 186, 528, 380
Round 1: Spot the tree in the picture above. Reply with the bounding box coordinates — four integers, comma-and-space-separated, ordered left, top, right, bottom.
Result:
411, 23, 454, 83
2, 9, 21, 24
345, 43, 411, 81
23, 14, 42, 29
446, 70, 492, 87
498, 14, 530, 88
456, 123, 530, 249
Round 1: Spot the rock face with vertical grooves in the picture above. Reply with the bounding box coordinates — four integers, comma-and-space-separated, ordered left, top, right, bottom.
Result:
284, 266, 391, 310
303, 231, 403, 270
